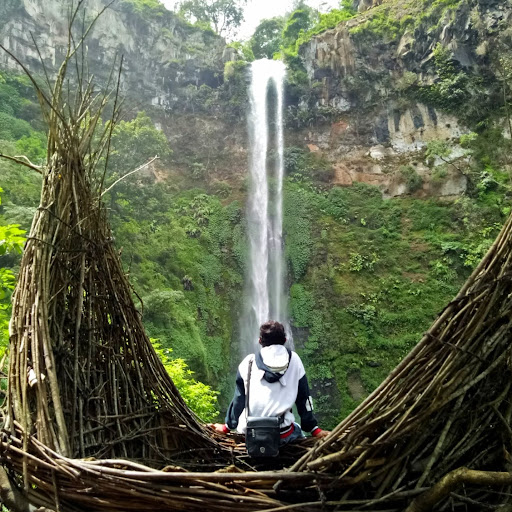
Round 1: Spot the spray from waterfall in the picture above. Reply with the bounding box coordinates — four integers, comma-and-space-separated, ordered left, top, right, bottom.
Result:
241, 59, 293, 355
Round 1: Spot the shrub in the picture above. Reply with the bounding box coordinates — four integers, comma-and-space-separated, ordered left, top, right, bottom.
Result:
400, 165, 423, 192
0, 112, 32, 140
152, 341, 219, 421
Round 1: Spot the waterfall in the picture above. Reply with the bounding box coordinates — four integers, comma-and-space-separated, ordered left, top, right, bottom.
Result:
241, 59, 292, 355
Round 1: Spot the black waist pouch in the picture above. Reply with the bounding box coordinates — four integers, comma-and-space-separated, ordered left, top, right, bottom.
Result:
246, 416, 280, 458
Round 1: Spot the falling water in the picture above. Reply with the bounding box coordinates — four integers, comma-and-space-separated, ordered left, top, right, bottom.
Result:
241, 59, 293, 355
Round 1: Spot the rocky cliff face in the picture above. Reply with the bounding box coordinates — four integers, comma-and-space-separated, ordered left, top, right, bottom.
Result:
0, 0, 225, 108
296, 0, 512, 198
1, 0, 510, 200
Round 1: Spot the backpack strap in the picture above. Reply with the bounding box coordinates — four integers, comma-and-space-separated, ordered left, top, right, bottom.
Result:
245, 356, 253, 419
279, 350, 292, 426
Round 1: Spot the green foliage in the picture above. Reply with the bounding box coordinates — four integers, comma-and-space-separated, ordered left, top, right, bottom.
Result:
289, 283, 314, 327
431, 166, 448, 183
15, 132, 47, 164
0, 80, 22, 116
399, 165, 423, 192
349, 8, 400, 42
152, 341, 219, 421
283, 146, 333, 184
0, 71, 44, 129
0, 143, 42, 209
282, 7, 317, 50
178, 0, 247, 37
222, 60, 249, 114
416, 0, 463, 29
0, 226, 25, 257
307, 5, 356, 37
227, 40, 254, 61
284, 165, 510, 426
347, 251, 379, 272
109, 112, 171, 175
283, 185, 313, 280
415, 43, 489, 122
280, 3, 355, 60
107, 182, 244, 398
223, 60, 247, 81
0, 112, 32, 141
426, 139, 451, 161
0, 187, 26, 355
325, 188, 349, 221
250, 17, 284, 60
120, 0, 168, 17
284, 146, 307, 175
347, 293, 379, 326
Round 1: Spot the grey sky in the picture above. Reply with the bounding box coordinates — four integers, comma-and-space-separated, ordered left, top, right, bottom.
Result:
161, 0, 341, 40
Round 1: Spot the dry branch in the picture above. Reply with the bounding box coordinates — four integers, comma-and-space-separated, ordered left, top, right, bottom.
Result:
406, 468, 512, 512
100, 155, 159, 196
0, 153, 42, 173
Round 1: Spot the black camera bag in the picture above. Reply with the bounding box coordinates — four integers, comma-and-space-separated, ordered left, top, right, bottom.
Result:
245, 358, 283, 458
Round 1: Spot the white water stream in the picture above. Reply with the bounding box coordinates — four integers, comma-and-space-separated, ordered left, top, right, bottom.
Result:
241, 59, 293, 355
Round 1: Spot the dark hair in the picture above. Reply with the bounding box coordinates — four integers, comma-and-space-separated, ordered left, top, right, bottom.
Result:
259, 320, 286, 347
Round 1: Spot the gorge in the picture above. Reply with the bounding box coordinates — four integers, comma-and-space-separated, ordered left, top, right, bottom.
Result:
0, 0, 511, 430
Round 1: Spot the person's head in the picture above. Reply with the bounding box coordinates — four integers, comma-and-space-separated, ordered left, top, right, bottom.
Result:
259, 320, 286, 347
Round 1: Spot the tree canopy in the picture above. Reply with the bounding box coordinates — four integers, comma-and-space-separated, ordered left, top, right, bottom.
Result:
109, 111, 172, 175
250, 17, 284, 60
178, 0, 247, 38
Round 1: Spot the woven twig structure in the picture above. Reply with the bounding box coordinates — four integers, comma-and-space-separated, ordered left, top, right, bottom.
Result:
0, 15, 222, 470
1, 4, 512, 511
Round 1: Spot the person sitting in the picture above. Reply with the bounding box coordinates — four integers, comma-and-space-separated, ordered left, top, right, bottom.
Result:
211, 320, 328, 443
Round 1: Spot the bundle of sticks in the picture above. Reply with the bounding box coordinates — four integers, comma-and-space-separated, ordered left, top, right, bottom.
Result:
0, 4, 221, 469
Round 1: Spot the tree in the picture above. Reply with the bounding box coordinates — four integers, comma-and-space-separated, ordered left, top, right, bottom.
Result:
250, 17, 284, 60
109, 111, 172, 175
178, 0, 247, 38
281, 6, 318, 50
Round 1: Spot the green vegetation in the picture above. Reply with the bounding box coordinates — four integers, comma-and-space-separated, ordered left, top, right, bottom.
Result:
400, 165, 423, 193
109, 112, 172, 173
414, 43, 490, 123
416, 0, 464, 30
0, 188, 26, 355
348, 0, 464, 44
0, 72, 44, 354
282, 145, 510, 425
349, 7, 400, 42
107, 180, 245, 402
178, 0, 248, 37
152, 341, 219, 421
120, 0, 169, 18
222, 60, 249, 115
250, 17, 284, 60
281, 1, 356, 58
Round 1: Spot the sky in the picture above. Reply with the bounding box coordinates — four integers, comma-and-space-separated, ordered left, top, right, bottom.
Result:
161, 0, 341, 40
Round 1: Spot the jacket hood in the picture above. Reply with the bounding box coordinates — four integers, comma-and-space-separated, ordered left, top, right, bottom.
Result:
255, 345, 291, 383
